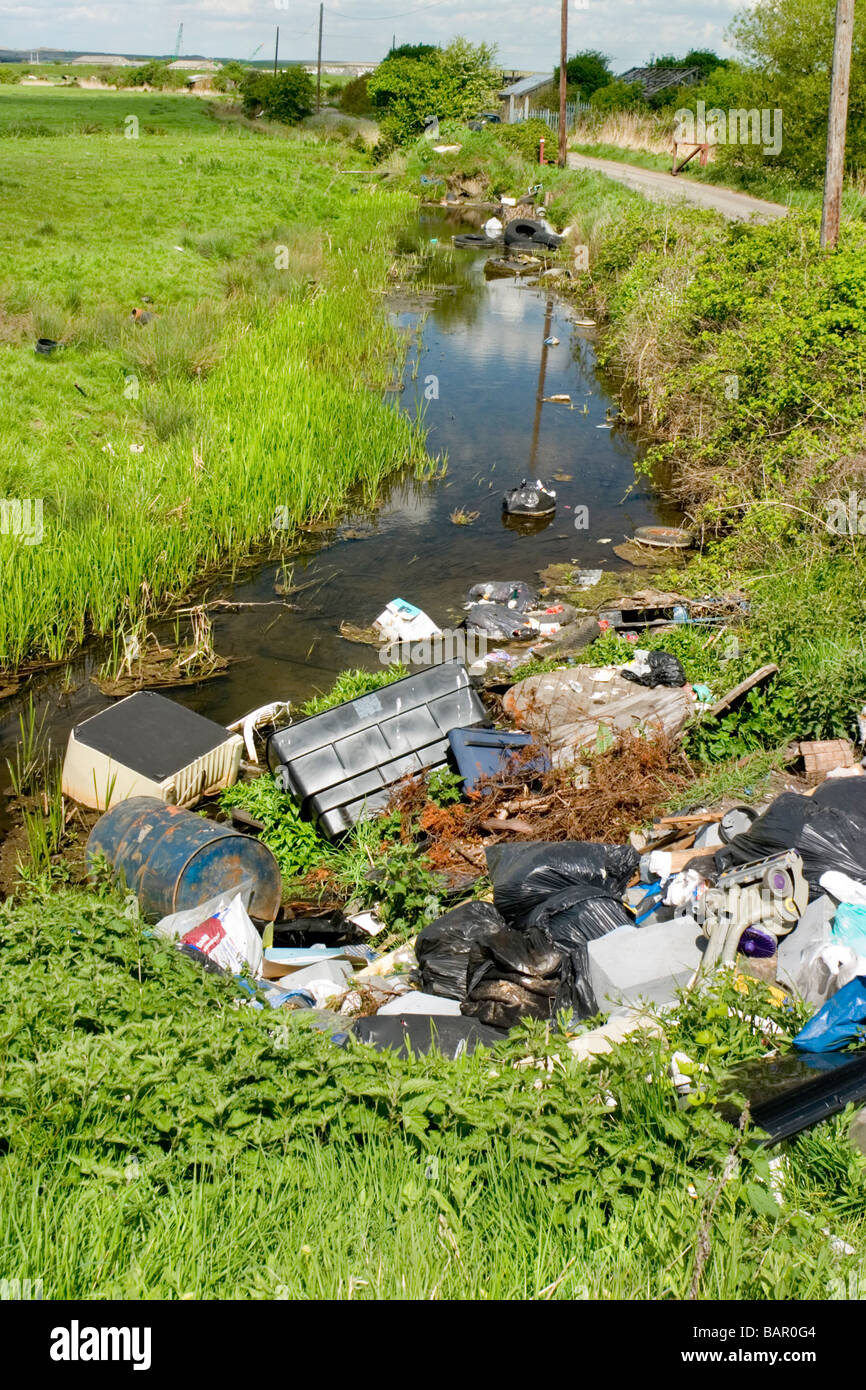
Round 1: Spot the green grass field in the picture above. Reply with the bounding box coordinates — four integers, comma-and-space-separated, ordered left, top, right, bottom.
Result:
0, 88, 426, 669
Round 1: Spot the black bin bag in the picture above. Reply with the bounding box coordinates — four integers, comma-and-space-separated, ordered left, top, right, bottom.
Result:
621, 650, 686, 688
797, 806, 866, 887
525, 881, 632, 944
716, 784, 866, 891
486, 840, 638, 925
415, 901, 506, 1000
461, 926, 598, 1030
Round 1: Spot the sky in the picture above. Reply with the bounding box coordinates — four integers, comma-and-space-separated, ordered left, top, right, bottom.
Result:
2, 0, 745, 73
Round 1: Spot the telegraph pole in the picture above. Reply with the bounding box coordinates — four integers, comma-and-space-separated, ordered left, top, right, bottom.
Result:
274, 25, 280, 77
316, 4, 323, 111
558, 0, 568, 167
821, 0, 855, 248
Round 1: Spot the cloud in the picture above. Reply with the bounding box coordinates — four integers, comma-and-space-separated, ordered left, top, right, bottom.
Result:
5, 0, 742, 70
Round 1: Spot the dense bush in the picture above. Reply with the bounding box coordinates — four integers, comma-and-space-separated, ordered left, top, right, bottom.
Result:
240, 67, 314, 124
589, 79, 645, 113
110, 62, 186, 91
368, 38, 500, 146
340, 74, 371, 116
499, 117, 558, 163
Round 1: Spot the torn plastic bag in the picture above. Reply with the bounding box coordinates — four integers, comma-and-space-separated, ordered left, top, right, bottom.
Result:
503, 666, 696, 767
793, 976, 866, 1052
621, 650, 686, 688
466, 581, 539, 612
502, 480, 556, 517
486, 840, 639, 925
415, 900, 506, 999
464, 603, 537, 642
352, 1014, 507, 1057
525, 881, 632, 944
168, 892, 263, 976
461, 926, 573, 1029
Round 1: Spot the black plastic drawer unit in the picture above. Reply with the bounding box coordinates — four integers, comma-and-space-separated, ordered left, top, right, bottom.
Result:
267, 662, 486, 838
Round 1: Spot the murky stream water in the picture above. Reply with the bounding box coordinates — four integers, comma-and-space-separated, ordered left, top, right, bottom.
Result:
0, 209, 680, 791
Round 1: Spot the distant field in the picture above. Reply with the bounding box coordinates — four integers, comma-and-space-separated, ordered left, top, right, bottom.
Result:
0, 84, 219, 134
0, 88, 425, 669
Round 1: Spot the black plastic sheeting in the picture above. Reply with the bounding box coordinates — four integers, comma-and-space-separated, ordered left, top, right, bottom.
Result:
352, 1013, 507, 1058
720, 1047, 866, 1143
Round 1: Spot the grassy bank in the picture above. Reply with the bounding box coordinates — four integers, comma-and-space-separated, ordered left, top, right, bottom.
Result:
1, 885, 861, 1299
0, 88, 427, 671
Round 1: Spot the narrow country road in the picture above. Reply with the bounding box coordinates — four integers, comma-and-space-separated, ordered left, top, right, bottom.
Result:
567, 151, 788, 223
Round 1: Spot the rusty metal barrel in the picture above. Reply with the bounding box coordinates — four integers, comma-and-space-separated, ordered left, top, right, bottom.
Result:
86, 796, 282, 923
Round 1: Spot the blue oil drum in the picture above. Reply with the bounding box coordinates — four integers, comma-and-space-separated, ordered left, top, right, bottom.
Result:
86, 795, 282, 922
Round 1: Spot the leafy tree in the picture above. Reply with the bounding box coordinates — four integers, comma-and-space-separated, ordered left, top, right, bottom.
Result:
240, 67, 314, 124
240, 70, 271, 117
386, 43, 438, 60
682, 48, 730, 77
553, 49, 612, 98
368, 38, 501, 145
212, 61, 248, 92
728, 0, 866, 178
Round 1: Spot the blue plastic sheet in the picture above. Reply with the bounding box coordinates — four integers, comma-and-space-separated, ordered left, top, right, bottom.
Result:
793, 976, 866, 1052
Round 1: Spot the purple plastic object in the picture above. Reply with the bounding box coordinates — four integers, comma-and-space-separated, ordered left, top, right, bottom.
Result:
738, 926, 777, 959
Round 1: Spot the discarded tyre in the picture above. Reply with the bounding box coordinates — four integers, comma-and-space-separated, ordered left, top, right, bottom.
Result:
504, 218, 562, 250
452, 233, 501, 249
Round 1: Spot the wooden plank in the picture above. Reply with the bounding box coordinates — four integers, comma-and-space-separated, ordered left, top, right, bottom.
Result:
658, 812, 721, 827
704, 663, 779, 719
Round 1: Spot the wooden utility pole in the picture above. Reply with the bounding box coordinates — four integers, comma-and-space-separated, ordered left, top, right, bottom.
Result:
821, 0, 855, 248
274, 25, 280, 77
316, 4, 324, 111
557, 0, 568, 167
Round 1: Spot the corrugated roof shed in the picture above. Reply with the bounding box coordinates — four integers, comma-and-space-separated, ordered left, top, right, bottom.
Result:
500, 72, 553, 98
618, 66, 702, 96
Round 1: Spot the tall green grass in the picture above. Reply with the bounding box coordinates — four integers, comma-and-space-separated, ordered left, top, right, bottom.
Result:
0, 92, 427, 670
0, 885, 861, 1299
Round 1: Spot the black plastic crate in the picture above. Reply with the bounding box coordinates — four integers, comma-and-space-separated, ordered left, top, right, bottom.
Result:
267, 662, 486, 838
